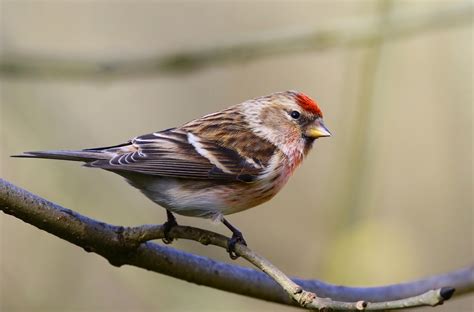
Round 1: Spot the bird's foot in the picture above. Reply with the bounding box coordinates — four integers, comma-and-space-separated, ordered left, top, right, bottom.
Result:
222, 218, 247, 259
162, 210, 178, 244
227, 230, 247, 260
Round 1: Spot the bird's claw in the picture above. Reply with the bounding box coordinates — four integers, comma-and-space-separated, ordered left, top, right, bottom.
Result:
227, 232, 247, 260
162, 219, 177, 244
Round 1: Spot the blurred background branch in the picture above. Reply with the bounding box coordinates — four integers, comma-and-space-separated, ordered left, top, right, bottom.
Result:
0, 178, 471, 311
0, 1, 472, 80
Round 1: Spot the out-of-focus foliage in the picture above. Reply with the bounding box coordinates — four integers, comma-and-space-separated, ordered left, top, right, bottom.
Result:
1, 1, 472, 311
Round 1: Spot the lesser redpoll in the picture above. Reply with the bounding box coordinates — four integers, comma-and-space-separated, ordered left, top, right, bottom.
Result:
14, 90, 331, 258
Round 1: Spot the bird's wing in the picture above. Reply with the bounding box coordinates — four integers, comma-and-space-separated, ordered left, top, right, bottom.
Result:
86, 129, 266, 183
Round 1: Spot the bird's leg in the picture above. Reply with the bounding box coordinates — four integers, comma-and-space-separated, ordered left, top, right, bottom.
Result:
222, 218, 247, 260
162, 210, 178, 244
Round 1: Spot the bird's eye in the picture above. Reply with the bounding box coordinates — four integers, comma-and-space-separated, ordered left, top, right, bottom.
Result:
290, 111, 301, 119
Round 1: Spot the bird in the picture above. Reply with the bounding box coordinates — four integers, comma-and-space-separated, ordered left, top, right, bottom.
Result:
13, 90, 331, 259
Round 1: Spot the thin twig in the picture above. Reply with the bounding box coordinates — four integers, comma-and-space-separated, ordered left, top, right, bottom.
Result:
0, 2, 472, 80
128, 225, 369, 310
125, 224, 457, 310
0, 178, 471, 310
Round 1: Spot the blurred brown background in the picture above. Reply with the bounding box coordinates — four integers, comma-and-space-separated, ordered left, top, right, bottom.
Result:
0, 0, 472, 311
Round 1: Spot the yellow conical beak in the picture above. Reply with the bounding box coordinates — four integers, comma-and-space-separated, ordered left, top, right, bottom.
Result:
305, 119, 331, 139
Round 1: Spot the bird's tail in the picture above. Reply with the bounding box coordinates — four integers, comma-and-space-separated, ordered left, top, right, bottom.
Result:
11, 150, 109, 162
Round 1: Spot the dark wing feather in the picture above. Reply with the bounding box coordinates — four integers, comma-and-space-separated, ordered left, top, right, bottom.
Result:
87, 129, 264, 182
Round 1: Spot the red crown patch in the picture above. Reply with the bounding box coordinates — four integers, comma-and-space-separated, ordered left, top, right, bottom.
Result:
296, 93, 323, 117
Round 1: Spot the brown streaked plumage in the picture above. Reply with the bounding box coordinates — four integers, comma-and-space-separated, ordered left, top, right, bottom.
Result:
13, 90, 331, 258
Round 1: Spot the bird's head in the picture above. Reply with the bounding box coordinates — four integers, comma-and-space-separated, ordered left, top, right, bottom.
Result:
241, 90, 331, 159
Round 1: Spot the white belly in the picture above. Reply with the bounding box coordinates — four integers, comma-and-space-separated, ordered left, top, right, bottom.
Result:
125, 175, 227, 220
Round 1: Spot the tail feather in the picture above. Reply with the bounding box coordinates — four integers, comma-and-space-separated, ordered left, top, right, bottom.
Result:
11, 150, 109, 162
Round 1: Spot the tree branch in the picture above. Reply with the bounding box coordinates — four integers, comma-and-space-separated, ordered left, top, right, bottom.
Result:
1, 178, 472, 310
0, 2, 472, 80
